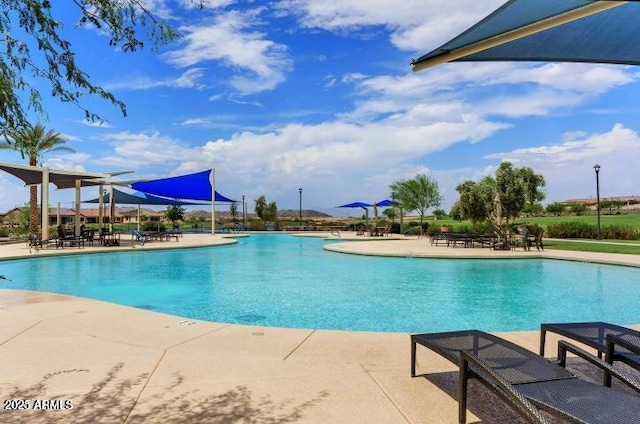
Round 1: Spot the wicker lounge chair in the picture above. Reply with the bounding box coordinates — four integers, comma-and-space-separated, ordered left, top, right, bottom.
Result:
540, 321, 640, 386
411, 329, 640, 424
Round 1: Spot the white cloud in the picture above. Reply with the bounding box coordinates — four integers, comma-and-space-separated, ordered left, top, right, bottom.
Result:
76, 120, 113, 128
146, 0, 235, 19
493, 63, 636, 93
163, 10, 292, 95
104, 68, 206, 91
485, 124, 640, 202
276, 0, 504, 51
94, 132, 198, 167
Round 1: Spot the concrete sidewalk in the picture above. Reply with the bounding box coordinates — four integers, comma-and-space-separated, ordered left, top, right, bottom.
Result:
0, 289, 566, 424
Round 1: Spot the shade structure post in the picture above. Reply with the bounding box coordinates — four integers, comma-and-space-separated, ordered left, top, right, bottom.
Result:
41, 167, 49, 242
242, 195, 246, 230
211, 169, 216, 235
98, 185, 104, 228
109, 185, 115, 232
75, 179, 81, 236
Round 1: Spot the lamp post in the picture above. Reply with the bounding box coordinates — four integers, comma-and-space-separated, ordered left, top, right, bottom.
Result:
242, 195, 246, 230
594, 164, 601, 240
298, 187, 303, 229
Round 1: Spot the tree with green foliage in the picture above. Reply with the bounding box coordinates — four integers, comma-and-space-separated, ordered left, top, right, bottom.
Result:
0, 124, 74, 233
253, 196, 278, 229
522, 202, 544, 216
569, 203, 587, 216
545, 202, 565, 216
455, 162, 545, 240
0, 1, 204, 131
254, 196, 267, 220
433, 208, 447, 220
382, 207, 396, 222
229, 202, 239, 223
389, 173, 443, 225
263, 202, 278, 228
449, 202, 464, 221
165, 205, 186, 225
455, 177, 496, 224
600, 200, 625, 215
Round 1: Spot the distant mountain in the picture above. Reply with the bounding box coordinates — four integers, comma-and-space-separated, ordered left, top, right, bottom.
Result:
184, 209, 332, 219
278, 209, 332, 218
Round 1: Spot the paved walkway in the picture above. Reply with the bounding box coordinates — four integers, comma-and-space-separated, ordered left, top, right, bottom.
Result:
0, 232, 638, 423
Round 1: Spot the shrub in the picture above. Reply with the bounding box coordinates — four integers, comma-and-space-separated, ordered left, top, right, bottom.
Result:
142, 221, 166, 232
545, 222, 640, 240
390, 222, 401, 234
408, 221, 429, 232
246, 218, 264, 231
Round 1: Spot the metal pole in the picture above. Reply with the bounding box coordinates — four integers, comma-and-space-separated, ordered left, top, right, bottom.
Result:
594, 164, 601, 240
242, 195, 246, 230
211, 169, 216, 235
298, 188, 303, 229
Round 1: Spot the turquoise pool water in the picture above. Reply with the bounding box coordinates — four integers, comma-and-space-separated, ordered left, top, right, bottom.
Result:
1, 234, 639, 333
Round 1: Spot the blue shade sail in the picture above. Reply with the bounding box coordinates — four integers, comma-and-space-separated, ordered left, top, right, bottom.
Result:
84, 189, 205, 205
412, 1, 640, 71
337, 201, 373, 208
375, 199, 395, 207
130, 170, 235, 202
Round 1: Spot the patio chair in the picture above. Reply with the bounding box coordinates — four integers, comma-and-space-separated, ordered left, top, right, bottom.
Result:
509, 226, 528, 251
27, 232, 44, 252
540, 321, 640, 386
56, 225, 83, 249
411, 329, 640, 424
526, 227, 544, 251
132, 229, 147, 246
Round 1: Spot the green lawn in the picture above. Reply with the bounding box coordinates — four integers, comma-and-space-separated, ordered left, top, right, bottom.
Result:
515, 214, 640, 228
425, 214, 640, 229
544, 239, 640, 255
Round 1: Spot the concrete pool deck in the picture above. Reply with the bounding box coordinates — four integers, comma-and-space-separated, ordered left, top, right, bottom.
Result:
1, 232, 639, 423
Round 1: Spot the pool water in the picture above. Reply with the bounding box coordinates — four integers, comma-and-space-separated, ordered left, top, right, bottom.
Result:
1, 234, 639, 333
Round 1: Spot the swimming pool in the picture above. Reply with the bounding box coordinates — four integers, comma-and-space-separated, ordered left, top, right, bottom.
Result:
1, 234, 639, 333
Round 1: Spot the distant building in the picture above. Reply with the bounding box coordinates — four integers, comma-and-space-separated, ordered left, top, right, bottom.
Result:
0, 206, 168, 228
561, 195, 640, 205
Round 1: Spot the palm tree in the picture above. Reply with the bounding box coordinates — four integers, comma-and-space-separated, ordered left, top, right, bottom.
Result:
0, 124, 74, 233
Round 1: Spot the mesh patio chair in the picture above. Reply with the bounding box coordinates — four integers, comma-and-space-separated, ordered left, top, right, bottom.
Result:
411, 330, 640, 424
540, 321, 640, 386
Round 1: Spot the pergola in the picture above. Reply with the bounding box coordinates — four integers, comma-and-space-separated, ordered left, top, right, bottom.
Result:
0, 161, 129, 241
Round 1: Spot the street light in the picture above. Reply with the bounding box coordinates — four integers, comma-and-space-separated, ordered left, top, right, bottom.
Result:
242, 195, 246, 230
594, 164, 601, 240
298, 188, 303, 229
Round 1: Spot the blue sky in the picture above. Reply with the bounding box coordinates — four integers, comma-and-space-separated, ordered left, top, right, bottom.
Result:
1, 0, 639, 216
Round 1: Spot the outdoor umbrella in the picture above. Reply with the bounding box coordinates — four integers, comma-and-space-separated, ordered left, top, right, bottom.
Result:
493, 192, 503, 228
411, 1, 640, 72
337, 201, 372, 229
375, 199, 396, 207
